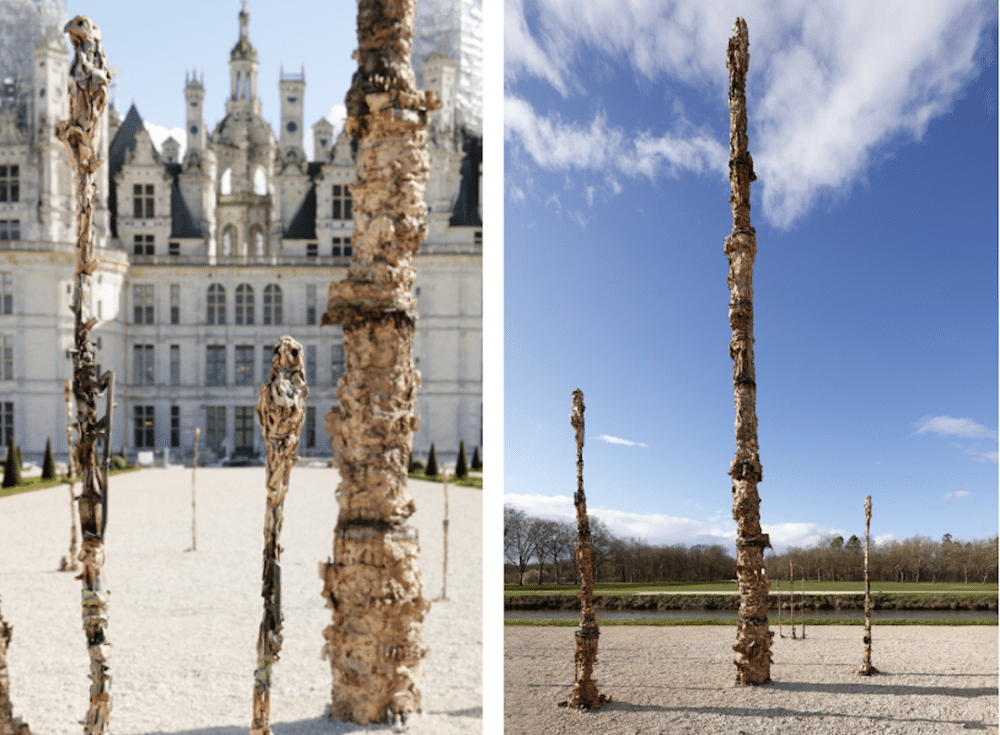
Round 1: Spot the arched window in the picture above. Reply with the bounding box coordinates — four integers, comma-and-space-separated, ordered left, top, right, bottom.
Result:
222, 224, 236, 256
220, 168, 232, 196
263, 284, 282, 325
207, 284, 226, 325
235, 283, 254, 325
253, 167, 267, 196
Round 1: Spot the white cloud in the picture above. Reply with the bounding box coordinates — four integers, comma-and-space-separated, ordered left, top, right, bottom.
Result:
943, 490, 973, 500
915, 415, 995, 439
584, 185, 595, 206
504, 493, 839, 553
327, 104, 347, 136
596, 434, 648, 448
144, 122, 185, 159
874, 532, 896, 545
505, 0, 992, 228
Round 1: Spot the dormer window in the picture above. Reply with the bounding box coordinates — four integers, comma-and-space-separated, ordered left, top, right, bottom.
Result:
0, 166, 18, 202
332, 185, 352, 220
133, 184, 154, 218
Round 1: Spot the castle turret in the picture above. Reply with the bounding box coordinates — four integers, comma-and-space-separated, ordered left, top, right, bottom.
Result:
185, 70, 206, 161
226, 2, 261, 119
312, 117, 334, 162
279, 67, 305, 166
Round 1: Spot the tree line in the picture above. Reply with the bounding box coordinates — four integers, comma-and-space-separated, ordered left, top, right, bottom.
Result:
504, 505, 998, 586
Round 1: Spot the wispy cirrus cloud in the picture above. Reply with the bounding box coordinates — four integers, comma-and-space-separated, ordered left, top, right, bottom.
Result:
596, 434, 648, 448
505, 0, 993, 228
943, 490, 973, 500
914, 415, 996, 439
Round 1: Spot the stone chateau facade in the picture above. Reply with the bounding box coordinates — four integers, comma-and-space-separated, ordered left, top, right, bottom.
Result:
0, 3, 482, 465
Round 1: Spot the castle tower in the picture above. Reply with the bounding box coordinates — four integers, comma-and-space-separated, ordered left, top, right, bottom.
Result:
424, 51, 457, 146
278, 67, 305, 166
185, 71, 206, 161
226, 1, 261, 118
312, 117, 334, 162
32, 25, 74, 244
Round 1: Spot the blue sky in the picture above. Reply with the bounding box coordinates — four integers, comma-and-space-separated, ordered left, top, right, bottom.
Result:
504, 0, 998, 553
64, 1, 358, 159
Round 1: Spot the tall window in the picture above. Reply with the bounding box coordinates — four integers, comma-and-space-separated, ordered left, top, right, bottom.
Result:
133, 344, 154, 385
235, 406, 254, 454
332, 184, 352, 220
170, 284, 180, 324
1, 335, 12, 380
170, 405, 180, 447
235, 345, 254, 386
0, 402, 12, 446
253, 168, 267, 196
0, 220, 20, 241
306, 285, 317, 325
207, 284, 226, 325
133, 284, 154, 324
133, 184, 154, 218
331, 343, 345, 385
1, 273, 11, 314
262, 343, 274, 380
305, 406, 316, 448
206, 406, 226, 452
306, 242, 318, 257
134, 405, 154, 448
332, 237, 352, 257
206, 345, 226, 386
235, 284, 254, 325
252, 227, 265, 256
220, 168, 232, 196
263, 284, 282, 325
133, 234, 154, 255
170, 344, 180, 386
0, 165, 19, 202
306, 344, 316, 386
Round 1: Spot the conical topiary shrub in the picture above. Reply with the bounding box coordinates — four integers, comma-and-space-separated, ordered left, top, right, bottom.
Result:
425, 443, 438, 477
14, 443, 21, 472
43, 437, 56, 479
3, 443, 20, 488
470, 446, 481, 471
455, 441, 467, 478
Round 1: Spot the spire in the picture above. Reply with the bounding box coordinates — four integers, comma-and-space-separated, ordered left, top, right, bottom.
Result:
239, 0, 250, 41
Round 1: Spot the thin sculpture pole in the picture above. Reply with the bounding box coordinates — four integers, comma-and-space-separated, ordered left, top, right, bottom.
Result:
566, 389, 606, 709
726, 17, 772, 685
188, 427, 199, 552
318, 0, 438, 723
789, 561, 796, 639
61, 379, 80, 572
55, 16, 114, 733
858, 495, 878, 675
437, 468, 450, 601
800, 576, 806, 639
250, 337, 307, 735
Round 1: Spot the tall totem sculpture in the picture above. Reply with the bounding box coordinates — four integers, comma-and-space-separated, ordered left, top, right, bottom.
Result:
60, 379, 80, 572
566, 389, 606, 709
251, 337, 307, 735
319, 0, 438, 724
56, 15, 115, 732
857, 496, 878, 675
725, 17, 772, 686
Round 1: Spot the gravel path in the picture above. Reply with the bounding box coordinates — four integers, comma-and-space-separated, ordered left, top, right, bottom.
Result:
505, 625, 997, 734
1, 467, 481, 734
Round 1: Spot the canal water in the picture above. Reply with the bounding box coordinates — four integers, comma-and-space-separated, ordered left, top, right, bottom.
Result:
505, 609, 996, 621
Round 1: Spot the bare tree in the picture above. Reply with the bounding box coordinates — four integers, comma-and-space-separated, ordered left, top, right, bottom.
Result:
55, 15, 115, 732
251, 337, 307, 735
318, 0, 438, 723
725, 17, 772, 685
504, 506, 540, 586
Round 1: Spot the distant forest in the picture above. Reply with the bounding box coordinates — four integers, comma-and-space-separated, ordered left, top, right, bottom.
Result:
504, 505, 999, 586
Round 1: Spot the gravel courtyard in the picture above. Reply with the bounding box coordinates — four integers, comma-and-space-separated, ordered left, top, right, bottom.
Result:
1, 466, 482, 734
504, 624, 997, 734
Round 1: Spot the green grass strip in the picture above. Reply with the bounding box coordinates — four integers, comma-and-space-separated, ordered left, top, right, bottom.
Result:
504, 617, 998, 627
1, 466, 140, 498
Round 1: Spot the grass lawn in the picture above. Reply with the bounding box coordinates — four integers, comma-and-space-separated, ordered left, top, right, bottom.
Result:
504, 616, 999, 627
408, 469, 482, 489
0, 466, 140, 498
504, 581, 999, 595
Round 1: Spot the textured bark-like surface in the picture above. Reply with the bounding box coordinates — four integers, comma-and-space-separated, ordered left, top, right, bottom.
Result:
60, 380, 80, 573
436, 470, 450, 602
566, 389, 607, 710
56, 15, 114, 734
319, 0, 438, 724
725, 17, 772, 686
251, 337, 308, 735
0, 601, 31, 735
858, 496, 878, 676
